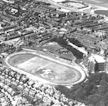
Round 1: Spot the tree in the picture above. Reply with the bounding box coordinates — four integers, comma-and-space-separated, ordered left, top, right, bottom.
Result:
87, 94, 101, 106
55, 73, 108, 105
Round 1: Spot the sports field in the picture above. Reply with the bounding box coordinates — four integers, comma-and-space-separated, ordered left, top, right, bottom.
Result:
5, 51, 86, 86
52, 0, 108, 8
80, 0, 108, 8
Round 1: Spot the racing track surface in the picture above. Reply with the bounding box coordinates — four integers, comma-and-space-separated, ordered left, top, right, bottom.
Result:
5, 51, 86, 86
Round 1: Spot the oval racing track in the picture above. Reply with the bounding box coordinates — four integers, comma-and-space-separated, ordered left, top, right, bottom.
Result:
5, 51, 86, 86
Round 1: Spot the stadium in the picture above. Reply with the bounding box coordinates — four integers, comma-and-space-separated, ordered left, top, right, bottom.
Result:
5, 50, 86, 86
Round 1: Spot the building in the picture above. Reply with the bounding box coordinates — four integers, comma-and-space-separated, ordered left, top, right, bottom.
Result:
95, 62, 105, 72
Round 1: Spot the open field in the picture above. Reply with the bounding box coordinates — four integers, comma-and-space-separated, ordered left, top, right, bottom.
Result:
5, 51, 86, 86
